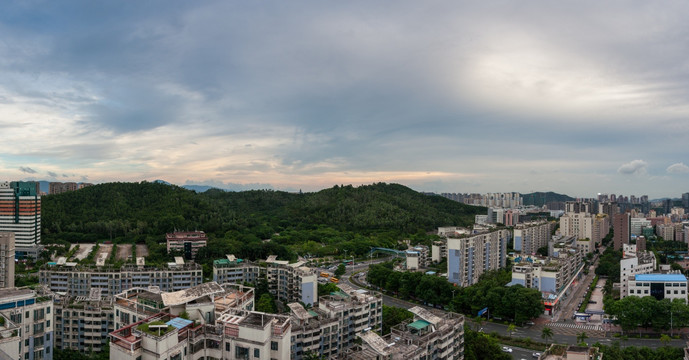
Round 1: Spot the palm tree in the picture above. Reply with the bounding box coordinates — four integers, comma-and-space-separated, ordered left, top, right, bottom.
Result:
507, 323, 516, 338
576, 331, 588, 345
541, 326, 554, 346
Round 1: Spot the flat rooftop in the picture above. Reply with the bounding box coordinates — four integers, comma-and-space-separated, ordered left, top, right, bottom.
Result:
635, 273, 687, 282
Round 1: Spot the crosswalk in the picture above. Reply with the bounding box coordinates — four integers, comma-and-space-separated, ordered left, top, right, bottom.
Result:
548, 322, 603, 331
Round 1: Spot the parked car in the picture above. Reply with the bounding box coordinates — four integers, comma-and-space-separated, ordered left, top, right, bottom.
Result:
533, 352, 542, 358
502, 346, 513, 353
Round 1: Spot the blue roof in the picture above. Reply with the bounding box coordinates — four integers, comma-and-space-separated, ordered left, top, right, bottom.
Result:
166, 317, 194, 330
635, 274, 688, 282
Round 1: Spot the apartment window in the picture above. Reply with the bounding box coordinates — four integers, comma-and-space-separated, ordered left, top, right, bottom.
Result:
254, 348, 260, 357
47, 307, 50, 314
226, 342, 231, 352
271, 341, 278, 351
235, 346, 249, 358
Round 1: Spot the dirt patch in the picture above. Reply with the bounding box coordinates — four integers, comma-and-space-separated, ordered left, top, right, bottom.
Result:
117, 244, 133, 261
71, 243, 95, 261
136, 244, 149, 257
96, 244, 113, 259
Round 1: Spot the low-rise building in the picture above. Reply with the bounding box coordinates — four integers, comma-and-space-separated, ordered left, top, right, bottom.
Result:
626, 273, 688, 303
166, 231, 208, 259
510, 248, 583, 295
346, 306, 464, 360
431, 240, 447, 263
405, 245, 429, 270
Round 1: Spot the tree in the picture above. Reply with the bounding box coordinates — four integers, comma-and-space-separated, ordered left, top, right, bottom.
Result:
507, 324, 516, 338
577, 331, 588, 345
334, 263, 346, 278
256, 293, 276, 313
541, 327, 553, 345
660, 334, 671, 346
382, 305, 414, 334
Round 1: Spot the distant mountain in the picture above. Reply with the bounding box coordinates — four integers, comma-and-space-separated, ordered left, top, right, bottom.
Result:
153, 179, 172, 185
521, 192, 574, 206
182, 185, 222, 193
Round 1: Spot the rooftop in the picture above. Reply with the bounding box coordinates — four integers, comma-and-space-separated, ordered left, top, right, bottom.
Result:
635, 273, 687, 282
161, 282, 224, 306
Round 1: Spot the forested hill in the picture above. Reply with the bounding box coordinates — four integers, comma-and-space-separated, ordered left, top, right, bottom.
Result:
520, 191, 574, 206
41, 182, 485, 244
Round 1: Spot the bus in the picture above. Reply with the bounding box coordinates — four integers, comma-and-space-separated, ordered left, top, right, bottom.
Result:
320, 272, 330, 278
330, 277, 339, 283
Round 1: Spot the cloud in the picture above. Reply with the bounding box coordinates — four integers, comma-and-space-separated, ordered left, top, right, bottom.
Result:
618, 160, 648, 175
19, 166, 37, 174
47, 171, 58, 178
667, 162, 689, 174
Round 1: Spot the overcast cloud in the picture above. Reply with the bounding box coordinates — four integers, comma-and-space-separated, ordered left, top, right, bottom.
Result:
1, 1, 688, 198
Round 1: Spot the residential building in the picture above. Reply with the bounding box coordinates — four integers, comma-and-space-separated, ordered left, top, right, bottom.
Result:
39, 261, 203, 297
0, 181, 42, 258
212, 254, 262, 285
437, 227, 470, 238
446, 229, 509, 287
431, 240, 447, 263
559, 212, 609, 246
405, 245, 429, 270
48, 182, 78, 195
166, 231, 208, 259
265, 256, 318, 306
54, 289, 114, 353
288, 302, 340, 359
510, 248, 583, 295
110, 310, 292, 360
613, 213, 630, 251
114, 282, 254, 330
657, 224, 675, 241
513, 221, 554, 255
346, 306, 464, 360
318, 284, 383, 351
630, 218, 652, 236
0, 232, 15, 288
626, 273, 688, 303
0, 288, 54, 360
474, 215, 488, 225
619, 244, 656, 297
0, 310, 21, 360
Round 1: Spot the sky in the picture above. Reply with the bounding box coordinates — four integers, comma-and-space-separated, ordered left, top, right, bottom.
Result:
1, 1, 688, 198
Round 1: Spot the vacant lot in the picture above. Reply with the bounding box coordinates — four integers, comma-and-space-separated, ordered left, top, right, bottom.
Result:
96, 244, 113, 259
71, 243, 95, 261
136, 244, 149, 257
117, 244, 133, 261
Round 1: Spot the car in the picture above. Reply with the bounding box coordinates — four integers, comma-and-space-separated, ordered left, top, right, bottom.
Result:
533, 352, 542, 358
525, 321, 535, 326
502, 346, 513, 353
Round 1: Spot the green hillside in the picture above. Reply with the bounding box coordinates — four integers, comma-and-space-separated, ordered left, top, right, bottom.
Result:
520, 191, 574, 206
41, 182, 484, 263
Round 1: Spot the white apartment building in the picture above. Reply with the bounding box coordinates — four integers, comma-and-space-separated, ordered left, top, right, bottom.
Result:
113, 282, 255, 330
446, 229, 509, 287
212, 254, 263, 285
0, 288, 54, 360
288, 302, 340, 359
559, 212, 609, 246
110, 310, 292, 360
405, 245, 429, 270
54, 289, 114, 353
318, 284, 383, 352
657, 224, 676, 241
265, 256, 318, 306
347, 306, 464, 360
0, 311, 21, 360
510, 249, 583, 295
513, 221, 555, 255
39, 261, 203, 297
626, 273, 688, 303
431, 240, 447, 263
620, 244, 657, 297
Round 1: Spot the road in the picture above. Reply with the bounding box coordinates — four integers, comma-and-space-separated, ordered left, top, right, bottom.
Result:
338, 254, 687, 350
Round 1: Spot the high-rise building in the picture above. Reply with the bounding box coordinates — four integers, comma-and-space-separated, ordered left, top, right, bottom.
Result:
447, 229, 509, 287
166, 230, 208, 259
613, 213, 630, 251
513, 221, 555, 255
683, 193, 689, 210
48, 182, 78, 194
0, 181, 41, 258
0, 288, 55, 360
0, 232, 15, 288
